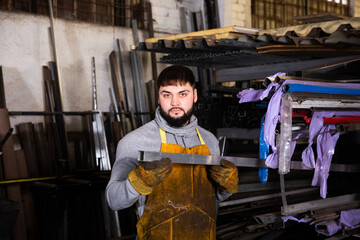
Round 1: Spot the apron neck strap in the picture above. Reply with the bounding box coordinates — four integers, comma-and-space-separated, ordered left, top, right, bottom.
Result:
159, 128, 205, 145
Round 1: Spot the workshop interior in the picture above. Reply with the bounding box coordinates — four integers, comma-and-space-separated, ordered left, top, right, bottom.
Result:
1, 0, 360, 239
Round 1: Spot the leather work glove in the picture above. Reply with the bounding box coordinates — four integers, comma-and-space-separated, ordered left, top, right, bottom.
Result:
128, 157, 172, 195
210, 159, 238, 193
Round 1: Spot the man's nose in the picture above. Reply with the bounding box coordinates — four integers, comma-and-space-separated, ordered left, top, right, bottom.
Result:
171, 96, 179, 106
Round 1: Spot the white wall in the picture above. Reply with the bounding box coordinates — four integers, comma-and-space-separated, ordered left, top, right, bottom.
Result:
0, 0, 251, 132
0, 10, 153, 131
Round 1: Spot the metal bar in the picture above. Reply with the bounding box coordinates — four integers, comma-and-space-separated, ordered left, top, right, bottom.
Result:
139, 151, 360, 172
219, 187, 318, 207
109, 51, 123, 112
145, 2, 158, 106
44, 66, 63, 173
0, 128, 13, 150
48, 0, 63, 102
91, 58, 111, 171
114, 40, 134, 133
0, 66, 5, 108
283, 83, 360, 95
131, 19, 150, 126
109, 52, 125, 133
116, 39, 130, 113
92, 57, 98, 110
49, 62, 69, 168
8, 111, 104, 116
279, 174, 289, 215
130, 50, 150, 126
323, 116, 360, 124
236, 179, 312, 193
254, 212, 282, 225
140, 151, 265, 167
295, 100, 360, 109
215, 55, 360, 82
282, 193, 360, 215
278, 93, 293, 174
110, 87, 121, 122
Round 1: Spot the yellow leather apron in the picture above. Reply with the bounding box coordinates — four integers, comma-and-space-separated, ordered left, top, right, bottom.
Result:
136, 128, 216, 240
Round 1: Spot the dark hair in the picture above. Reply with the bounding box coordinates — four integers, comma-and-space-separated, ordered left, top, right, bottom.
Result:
157, 65, 195, 89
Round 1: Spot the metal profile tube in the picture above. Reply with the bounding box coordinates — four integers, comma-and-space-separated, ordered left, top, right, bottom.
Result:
283, 83, 360, 95
130, 50, 150, 125
278, 93, 293, 174
219, 187, 317, 207
282, 193, 360, 215
139, 151, 360, 172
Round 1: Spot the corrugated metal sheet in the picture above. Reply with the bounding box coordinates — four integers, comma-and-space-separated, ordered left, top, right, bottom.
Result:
138, 18, 360, 71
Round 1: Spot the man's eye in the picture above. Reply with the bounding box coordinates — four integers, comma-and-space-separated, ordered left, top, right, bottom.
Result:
163, 94, 170, 98
180, 93, 187, 97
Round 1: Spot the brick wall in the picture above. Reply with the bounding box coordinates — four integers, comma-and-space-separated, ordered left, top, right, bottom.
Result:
354, 0, 360, 17
229, 0, 251, 27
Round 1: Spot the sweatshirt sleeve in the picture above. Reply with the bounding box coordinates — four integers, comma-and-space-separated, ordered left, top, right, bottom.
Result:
105, 134, 141, 210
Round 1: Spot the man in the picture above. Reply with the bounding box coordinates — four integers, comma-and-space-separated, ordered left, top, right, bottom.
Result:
106, 65, 238, 240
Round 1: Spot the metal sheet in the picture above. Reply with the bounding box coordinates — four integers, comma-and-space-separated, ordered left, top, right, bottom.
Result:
139, 151, 360, 172
215, 55, 360, 82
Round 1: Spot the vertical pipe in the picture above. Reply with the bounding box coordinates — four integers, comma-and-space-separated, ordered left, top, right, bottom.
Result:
278, 93, 293, 175
48, 0, 63, 101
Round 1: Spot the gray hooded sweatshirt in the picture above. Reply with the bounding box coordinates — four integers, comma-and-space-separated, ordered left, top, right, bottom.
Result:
106, 107, 231, 217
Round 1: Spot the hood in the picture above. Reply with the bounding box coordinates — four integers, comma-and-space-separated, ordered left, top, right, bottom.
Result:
154, 107, 198, 136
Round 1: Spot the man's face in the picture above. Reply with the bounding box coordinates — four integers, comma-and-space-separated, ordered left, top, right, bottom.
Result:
158, 82, 197, 127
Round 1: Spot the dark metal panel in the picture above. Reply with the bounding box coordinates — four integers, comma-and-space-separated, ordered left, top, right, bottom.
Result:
215, 55, 360, 82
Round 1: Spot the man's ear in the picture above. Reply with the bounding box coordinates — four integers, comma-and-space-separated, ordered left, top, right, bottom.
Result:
194, 88, 198, 103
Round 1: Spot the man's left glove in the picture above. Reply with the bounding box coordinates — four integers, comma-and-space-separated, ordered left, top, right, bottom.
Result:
209, 159, 238, 193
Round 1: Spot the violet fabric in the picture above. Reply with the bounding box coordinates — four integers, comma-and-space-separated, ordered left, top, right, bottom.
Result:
237, 89, 264, 103
315, 220, 341, 236
311, 124, 340, 198
302, 111, 336, 168
302, 111, 360, 169
237, 72, 286, 104
282, 216, 312, 223
315, 208, 360, 236
260, 81, 281, 100
340, 208, 360, 228
237, 76, 360, 177
264, 88, 283, 168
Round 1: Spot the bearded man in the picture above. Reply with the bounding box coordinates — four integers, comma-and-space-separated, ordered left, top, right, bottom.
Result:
106, 65, 238, 240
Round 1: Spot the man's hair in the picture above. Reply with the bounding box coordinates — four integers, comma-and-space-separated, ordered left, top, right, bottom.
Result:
157, 65, 195, 89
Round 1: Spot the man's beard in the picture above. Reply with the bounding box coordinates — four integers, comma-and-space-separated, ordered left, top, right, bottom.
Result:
159, 105, 194, 127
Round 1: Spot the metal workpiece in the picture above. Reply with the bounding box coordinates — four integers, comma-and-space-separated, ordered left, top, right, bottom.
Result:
91, 58, 111, 171
281, 193, 360, 216
219, 187, 318, 208
139, 151, 265, 167
214, 55, 360, 82
131, 19, 151, 126
278, 93, 293, 174
139, 151, 360, 173
254, 212, 283, 225
290, 91, 360, 109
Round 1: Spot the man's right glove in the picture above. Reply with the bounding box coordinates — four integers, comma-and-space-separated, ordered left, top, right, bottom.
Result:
128, 157, 172, 195
209, 159, 238, 193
